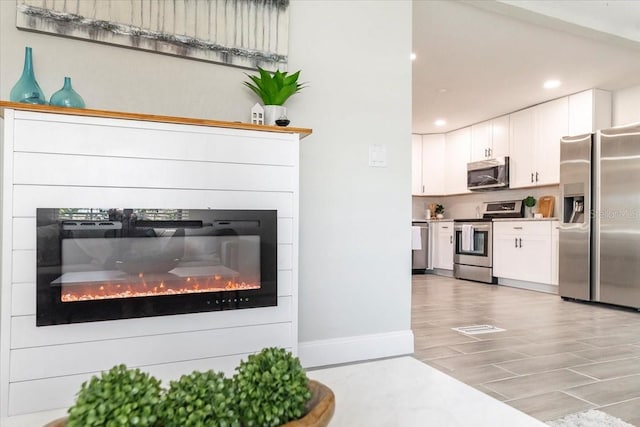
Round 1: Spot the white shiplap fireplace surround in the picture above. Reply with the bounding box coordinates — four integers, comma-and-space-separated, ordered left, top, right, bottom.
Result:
0, 103, 311, 419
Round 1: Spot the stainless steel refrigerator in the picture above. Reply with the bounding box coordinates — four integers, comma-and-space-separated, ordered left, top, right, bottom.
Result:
559, 123, 640, 309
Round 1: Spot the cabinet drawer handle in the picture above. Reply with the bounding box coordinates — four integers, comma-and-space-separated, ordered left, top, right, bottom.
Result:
441, 226, 449, 229
536, 172, 539, 182
513, 226, 523, 230
519, 238, 522, 248
531, 173, 534, 183
514, 237, 517, 248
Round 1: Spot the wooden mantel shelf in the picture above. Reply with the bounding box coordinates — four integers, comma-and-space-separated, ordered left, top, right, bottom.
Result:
0, 101, 312, 139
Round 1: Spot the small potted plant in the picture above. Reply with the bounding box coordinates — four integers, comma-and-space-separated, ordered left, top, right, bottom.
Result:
244, 67, 306, 126
435, 204, 445, 219
524, 196, 536, 217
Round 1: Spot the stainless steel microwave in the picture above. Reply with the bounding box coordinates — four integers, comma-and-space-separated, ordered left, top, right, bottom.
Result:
467, 156, 509, 191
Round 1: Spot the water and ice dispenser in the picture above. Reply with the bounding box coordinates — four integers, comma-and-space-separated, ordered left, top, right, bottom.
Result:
563, 183, 585, 224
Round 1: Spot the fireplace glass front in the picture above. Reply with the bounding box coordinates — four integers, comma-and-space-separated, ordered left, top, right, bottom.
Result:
36, 208, 277, 326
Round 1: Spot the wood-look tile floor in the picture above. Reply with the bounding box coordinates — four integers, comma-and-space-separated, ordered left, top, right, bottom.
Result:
411, 274, 640, 425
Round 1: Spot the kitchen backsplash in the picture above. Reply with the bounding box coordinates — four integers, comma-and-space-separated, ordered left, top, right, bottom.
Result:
413, 185, 560, 220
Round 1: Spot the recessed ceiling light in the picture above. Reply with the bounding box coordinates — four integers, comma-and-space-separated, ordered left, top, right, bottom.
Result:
410, 53, 417, 61
434, 119, 447, 127
438, 88, 448, 93
543, 79, 561, 89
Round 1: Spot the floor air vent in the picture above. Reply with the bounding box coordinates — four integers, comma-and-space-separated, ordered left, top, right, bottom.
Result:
451, 325, 505, 335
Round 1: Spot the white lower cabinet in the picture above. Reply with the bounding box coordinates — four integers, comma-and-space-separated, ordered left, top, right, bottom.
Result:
434, 222, 454, 270
493, 221, 558, 285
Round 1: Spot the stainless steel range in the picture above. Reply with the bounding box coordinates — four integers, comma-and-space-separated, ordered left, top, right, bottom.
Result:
453, 200, 524, 284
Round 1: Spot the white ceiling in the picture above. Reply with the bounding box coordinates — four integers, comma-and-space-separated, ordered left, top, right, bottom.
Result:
412, 0, 640, 134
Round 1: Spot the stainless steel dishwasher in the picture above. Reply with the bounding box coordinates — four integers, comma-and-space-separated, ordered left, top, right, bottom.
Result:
412, 221, 432, 271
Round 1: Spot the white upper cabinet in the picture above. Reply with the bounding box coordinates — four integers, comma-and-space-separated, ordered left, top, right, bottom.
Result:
509, 97, 568, 188
470, 115, 510, 162
445, 127, 471, 194
412, 134, 445, 196
535, 97, 568, 186
422, 134, 445, 195
471, 121, 491, 161
508, 108, 536, 189
412, 134, 424, 195
568, 89, 612, 136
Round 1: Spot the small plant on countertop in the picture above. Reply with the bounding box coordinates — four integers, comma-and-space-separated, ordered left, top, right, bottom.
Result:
160, 370, 240, 427
435, 204, 445, 215
67, 364, 162, 427
234, 347, 311, 427
524, 196, 536, 207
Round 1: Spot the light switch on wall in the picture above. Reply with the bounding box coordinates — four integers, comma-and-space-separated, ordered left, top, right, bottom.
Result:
369, 144, 387, 167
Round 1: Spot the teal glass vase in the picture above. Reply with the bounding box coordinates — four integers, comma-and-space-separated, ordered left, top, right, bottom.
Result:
49, 77, 86, 108
10, 46, 47, 104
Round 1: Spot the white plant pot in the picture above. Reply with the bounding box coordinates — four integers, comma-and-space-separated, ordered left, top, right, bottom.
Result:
263, 105, 286, 126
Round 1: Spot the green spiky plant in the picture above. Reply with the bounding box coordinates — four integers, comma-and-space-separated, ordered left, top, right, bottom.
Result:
244, 67, 305, 106
67, 365, 162, 427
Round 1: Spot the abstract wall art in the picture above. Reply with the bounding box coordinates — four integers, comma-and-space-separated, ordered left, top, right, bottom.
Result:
16, 0, 289, 71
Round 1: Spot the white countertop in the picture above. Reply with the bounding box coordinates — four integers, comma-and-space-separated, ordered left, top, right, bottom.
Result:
413, 218, 558, 223
492, 217, 559, 222
309, 356, 545, 427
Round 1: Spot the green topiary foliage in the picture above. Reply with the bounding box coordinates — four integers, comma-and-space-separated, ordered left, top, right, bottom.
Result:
160, 370, 240, 427
234, 347, 311, 427
67, 364, 162, 427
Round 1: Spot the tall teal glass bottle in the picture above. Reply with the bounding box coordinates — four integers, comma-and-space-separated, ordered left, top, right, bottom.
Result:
10, 46, 47, 104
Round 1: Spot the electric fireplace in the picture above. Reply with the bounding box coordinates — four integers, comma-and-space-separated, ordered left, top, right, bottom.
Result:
36, 208, 277, 326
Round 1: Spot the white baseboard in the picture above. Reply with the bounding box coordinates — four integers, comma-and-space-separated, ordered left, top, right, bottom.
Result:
298, 330, 414, 368
498, 278, 558, 294
432, 268, 454, 278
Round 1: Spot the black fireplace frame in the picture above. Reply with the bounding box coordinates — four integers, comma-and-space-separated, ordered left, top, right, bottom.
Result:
36, 208, 278, 326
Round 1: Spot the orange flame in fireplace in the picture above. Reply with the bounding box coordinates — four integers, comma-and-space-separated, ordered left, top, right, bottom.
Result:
61, 275, 260, 302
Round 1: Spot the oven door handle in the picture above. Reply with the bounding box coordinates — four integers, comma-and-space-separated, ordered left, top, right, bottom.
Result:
454, 224, 491, 231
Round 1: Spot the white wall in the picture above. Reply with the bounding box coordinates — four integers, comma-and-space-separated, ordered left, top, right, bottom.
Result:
612, 84, 640, 126
289, 2, 412, 348
0, 0, 413, 368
